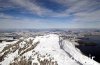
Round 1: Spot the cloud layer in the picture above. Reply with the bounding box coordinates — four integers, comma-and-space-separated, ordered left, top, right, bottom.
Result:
0, 0, 100, 29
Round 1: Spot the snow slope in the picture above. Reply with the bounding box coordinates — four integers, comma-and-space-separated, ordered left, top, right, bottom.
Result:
0, 34, 100, 65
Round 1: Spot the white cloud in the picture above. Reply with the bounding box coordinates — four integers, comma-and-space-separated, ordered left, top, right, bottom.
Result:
73, 10, 100, 22
0, 0, 100, 29
0, 18, 60, 29
0, 13, 18, 19
10, 0, 53, 16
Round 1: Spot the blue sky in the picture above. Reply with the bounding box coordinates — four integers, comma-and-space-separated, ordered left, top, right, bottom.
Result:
0, 0, 100, 29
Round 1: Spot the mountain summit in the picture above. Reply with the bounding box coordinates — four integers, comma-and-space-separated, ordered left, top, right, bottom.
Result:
0, 34, 100, 65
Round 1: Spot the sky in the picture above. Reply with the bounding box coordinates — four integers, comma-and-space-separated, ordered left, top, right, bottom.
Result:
0, 0, 100, 29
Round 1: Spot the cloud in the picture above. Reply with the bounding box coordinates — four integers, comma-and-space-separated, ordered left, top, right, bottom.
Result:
10, 0, 53, 16
0, 0, 100, 17
0, 15, 100, 29
73, 10, 100, 22
66, 0, 100, 13
0, 18, 45, 29
0, 13, 11, 19
0, 0, 14, 8
52, 0, 100, 12
0, 0, 100, 29
0, 13, 18, 19
51, 0, 100, 18
0, 18, 70, 29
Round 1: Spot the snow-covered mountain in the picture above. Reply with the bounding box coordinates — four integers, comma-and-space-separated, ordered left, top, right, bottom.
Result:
0, 34, 100, 65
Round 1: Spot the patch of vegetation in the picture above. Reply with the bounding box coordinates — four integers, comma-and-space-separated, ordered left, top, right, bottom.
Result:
0, 40, 23, 62
10, 55, 58, 65
1, 39, 23, 53
20, 41, 40, 56
10, 56, 32, 65
38, 58, 58, 65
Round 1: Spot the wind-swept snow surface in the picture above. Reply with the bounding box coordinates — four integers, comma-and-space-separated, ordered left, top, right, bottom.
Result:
0, 34, 100, 65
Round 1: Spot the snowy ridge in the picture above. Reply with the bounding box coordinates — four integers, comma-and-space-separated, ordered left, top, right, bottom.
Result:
0, 34, 100, 65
